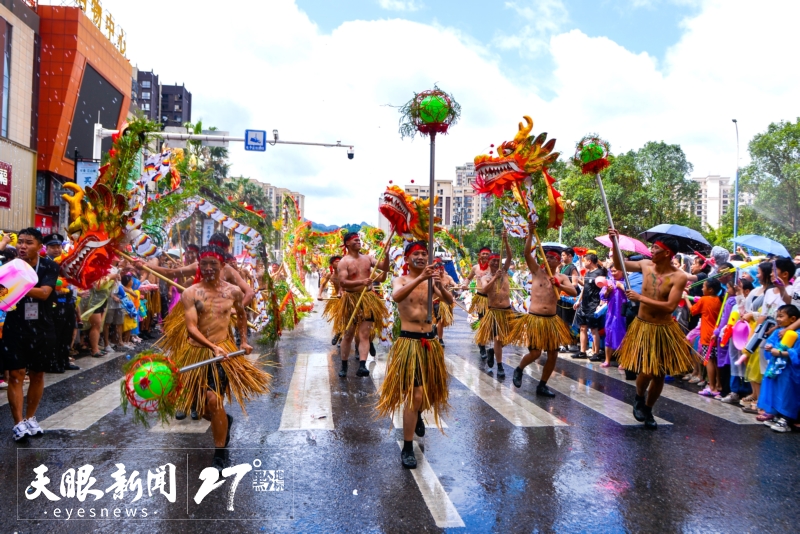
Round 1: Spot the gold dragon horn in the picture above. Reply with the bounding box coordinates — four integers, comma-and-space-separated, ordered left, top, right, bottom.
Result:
514, 116, 534, 143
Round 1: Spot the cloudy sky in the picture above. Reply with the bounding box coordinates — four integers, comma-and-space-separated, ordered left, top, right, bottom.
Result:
104, 0, 799, 226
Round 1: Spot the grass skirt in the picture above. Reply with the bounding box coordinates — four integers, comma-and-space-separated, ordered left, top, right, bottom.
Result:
157, 303, 188, 356
143, 289, 161, 319
474, 308, 517, 346
333, 290, 389, 335
509, 313, 572, 352
618, 318, 694, 376
469, 292, 488, 315
436, 302, 454, 328
176, 337, 272, 417
322, 296, 342, 326
375, 336, 449, 430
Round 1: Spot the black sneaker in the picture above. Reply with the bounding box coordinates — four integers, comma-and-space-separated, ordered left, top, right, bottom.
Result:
175, 411, 187, 421
572, 352, 588, 359
223, 414, 234, 446
369, 341, 376, 357
496, 363, 505, 379
415, 412, 425, 437
331, 333, 341, 346
536, 383, 556, 397
439, 340, 445, 348
589, 354, 603, 362
633, 395, 646, 422
338, 361, 348, 378
212, 448, 230, 472
356, 364, 370, 377
486, 349, 495, 369
191, 409, 199, 421
67, 364, 80, 371
401, 448, 417, 469
479, 345, 487, 360
643, 406, 657, 430
512, 367, 523, 388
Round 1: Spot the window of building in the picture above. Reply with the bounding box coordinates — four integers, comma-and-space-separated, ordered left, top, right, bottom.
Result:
141, 102, 150, 111
142, 91, 150, 99
0, 20, 11, 138
174, 114, 181, 121
174, 104, 181, 112
141, 80, 151, 89
161, 115, 168, 123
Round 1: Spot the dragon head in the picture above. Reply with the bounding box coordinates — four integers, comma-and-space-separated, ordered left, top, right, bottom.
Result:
473, 116, 559, 197
379, 185, 441, 240
57, 182, 128, 289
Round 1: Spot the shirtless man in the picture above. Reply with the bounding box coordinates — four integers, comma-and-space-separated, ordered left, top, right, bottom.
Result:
433, 258, 457, 346
138, 233, 255, 306
465, 246, 493, 358
475, 230, 513, 379
318, 255, 343, 345
180, 246, 263, 469
512, 222, 576, 396
376, 241, 452, 469
609, 228, 693, 430
336, 232, 389, 378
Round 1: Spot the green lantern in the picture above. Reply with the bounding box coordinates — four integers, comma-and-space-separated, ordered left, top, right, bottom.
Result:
581, 143, 605, 163
418, 95, 451, 124
133, 362, 175, 399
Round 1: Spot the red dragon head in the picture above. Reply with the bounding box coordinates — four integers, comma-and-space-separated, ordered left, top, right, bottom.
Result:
379, 185, 441, 240
57, 182, 128, 289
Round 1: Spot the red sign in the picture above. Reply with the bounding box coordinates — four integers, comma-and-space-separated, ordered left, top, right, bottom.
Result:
35, 214, 54, 233
0, 161, 11, 209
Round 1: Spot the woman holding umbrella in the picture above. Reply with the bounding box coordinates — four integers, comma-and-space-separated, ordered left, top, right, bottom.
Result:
608, 227, 696, 430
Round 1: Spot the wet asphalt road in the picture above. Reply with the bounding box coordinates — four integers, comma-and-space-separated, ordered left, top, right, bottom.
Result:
2, 307, 799, 533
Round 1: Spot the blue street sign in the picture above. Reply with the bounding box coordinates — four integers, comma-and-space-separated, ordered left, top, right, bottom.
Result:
244, 129, 267, 152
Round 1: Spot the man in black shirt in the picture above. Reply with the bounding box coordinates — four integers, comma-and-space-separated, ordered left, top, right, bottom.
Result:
44, 233, 79, 373
1, 228, 59, 442
572, 253, 606, 360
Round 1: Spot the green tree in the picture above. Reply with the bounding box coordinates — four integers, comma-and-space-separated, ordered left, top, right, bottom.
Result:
736, 118, 800, 254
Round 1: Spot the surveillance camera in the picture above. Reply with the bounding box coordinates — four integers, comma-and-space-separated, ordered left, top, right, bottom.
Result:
347, 147, 354, 160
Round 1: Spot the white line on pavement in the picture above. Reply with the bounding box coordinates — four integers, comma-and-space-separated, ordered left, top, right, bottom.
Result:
40, 379, 122, 431
369, 359, 448, 430
566, 357, 761, 425
279, 353, 335, 431
445, 356, 567, 427
503, 353, 671, 426
396, 440, 465, 528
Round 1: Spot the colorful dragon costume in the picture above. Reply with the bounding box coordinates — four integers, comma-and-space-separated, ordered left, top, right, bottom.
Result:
379, 185, 441, 240
473, 115, 565, 233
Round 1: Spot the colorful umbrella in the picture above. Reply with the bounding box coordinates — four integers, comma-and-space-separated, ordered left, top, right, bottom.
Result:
640, 224, 711, 254
595, 234, 652, 257
732, 235, 790, 258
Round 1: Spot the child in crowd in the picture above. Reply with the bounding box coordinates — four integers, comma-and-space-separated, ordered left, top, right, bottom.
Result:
690, 278, 723, 395
758, 304, 800, 432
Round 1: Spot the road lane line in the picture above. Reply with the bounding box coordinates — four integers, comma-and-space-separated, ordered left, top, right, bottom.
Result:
503, 354, 671, 426
445, 356, 567, 427
40, 379, 121, 431
566, 357, 761, 425
279, 353, 335, 431
396, 441, 465, 528
369, 359, 448, 429
0, 350, 123, 407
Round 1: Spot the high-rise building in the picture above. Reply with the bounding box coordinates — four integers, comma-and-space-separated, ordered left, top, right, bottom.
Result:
160, 83, 191, 128
135, 69, 159, 121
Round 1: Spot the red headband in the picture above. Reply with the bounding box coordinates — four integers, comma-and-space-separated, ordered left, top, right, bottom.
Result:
489, 253, 501, 260
654, 240, 675, 257
545, 250, 560, 258
199, 250, 225, 262
405, 243, 427, 258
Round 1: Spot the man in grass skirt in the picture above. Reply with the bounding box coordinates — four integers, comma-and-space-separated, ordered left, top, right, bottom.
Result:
608, 228, 694, 430
510, 220, 576, 396
465, 246, 493, 359
178, 245, 271, 468
319, 255, 343, 345
376, 241, 452, 469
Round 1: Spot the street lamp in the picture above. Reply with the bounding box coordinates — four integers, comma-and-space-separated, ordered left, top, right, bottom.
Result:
732, 119, 740, 243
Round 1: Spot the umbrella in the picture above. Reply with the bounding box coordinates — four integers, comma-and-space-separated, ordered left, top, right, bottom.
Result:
732, 235, 790, 258
595, 234, 652, 257
540, 241, 566, 254
639, 224, 711, 254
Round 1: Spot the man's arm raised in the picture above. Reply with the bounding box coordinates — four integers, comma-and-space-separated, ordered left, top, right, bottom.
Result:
501, 229, 512, 272
523, 221, 540, 274
608, 227, 645, 273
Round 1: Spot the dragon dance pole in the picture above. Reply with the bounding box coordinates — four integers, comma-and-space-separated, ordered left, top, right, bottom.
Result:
427, 132, 436, 323
594, 173, 630, 289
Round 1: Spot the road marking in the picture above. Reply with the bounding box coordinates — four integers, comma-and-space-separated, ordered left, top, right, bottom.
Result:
503, 354, 671, 426
150, 418, 211, 433
369, 359, 448, 429
445, 356, 567, 427
279, 353, 335, 431
397, 441, 465, 528
567, 357, 761, 425
0, 351, 123, 407
40, 380, 121, 431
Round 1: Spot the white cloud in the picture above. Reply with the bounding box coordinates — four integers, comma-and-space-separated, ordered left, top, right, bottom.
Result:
493, 0, 569, 55
104, 0, 800, 226
377, 0, 423, 12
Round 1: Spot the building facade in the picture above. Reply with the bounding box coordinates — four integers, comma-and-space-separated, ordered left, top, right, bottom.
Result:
160, 83, 191, 128
0, 0, 39, 232
135, 68, 159, 121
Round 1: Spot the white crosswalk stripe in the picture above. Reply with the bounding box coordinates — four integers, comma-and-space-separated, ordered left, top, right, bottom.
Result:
567, 357, 761, 425
279, 352, 335, 431
396, 441, 465, 528
445, 355, 567, 427
40, 379, 121, 431
369, 358, 448, 429
502, 353, 671, 426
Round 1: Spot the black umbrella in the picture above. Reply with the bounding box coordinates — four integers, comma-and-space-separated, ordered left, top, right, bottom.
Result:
639, 224, 712, 255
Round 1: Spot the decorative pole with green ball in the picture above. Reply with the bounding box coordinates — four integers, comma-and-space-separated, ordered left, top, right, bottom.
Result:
399, 87, 461, 321
573, 135, 630, 288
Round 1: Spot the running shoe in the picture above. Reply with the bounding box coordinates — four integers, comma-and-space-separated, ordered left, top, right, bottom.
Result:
770, 418, 792, 433
25, 417, 44, 437
0, 379, 7, 389
721, 394, 741, 404
13, 421, 30, 442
